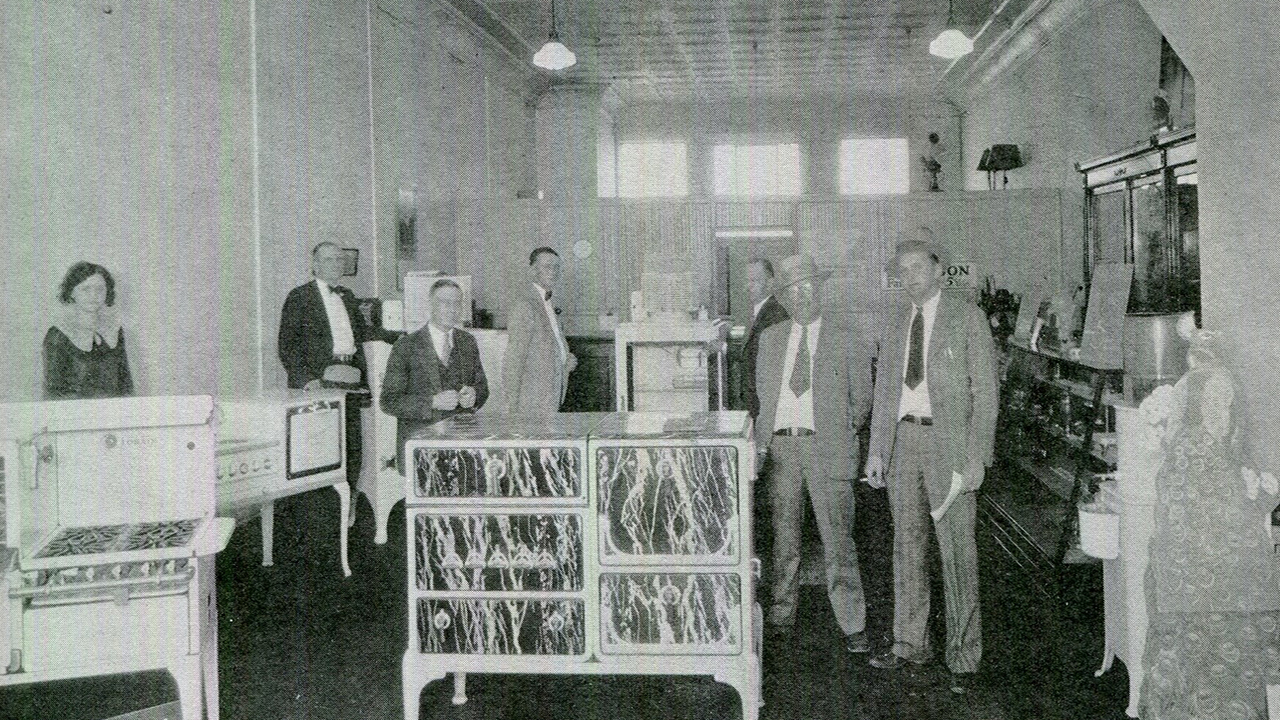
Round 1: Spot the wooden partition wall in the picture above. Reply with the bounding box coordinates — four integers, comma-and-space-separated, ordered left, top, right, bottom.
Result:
446, 189, 1066, 336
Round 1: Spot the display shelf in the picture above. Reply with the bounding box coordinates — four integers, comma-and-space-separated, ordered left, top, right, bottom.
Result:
990, 340, 1121, 577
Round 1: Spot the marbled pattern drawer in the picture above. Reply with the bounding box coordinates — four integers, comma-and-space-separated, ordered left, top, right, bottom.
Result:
414, 513, 583, 592
599, 573, 741, 654
413, 446, 583, 501
596, 446, 738, 562
417, 598, 586, 655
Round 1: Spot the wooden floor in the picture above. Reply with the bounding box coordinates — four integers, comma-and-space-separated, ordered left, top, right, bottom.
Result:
2, 475, 1130, 720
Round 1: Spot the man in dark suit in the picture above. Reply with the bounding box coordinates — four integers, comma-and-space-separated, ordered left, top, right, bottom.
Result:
742, 257, 790, 419
381, 278, 488, 472
503, 246, 576, 413
278, 241, 369, 501
863, 234, 998, 696
755, 253, 874, 654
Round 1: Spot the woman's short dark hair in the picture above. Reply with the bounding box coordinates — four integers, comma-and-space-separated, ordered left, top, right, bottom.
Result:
58, 262, 116, 306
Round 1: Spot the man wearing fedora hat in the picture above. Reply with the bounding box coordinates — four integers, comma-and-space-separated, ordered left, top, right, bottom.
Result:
863, 230, 998, 695
754, 253, 874, 653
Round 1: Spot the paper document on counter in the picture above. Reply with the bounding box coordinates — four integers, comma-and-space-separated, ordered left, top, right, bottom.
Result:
931, 471, 965, 522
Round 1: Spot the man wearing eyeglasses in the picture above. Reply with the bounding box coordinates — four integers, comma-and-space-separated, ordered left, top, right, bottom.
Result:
754, 253, 874, 655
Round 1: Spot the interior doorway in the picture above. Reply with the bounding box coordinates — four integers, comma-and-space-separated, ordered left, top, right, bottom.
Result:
713, 227, 798, 327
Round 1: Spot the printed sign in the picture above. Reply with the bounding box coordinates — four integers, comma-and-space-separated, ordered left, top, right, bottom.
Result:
881, 261, 976, 291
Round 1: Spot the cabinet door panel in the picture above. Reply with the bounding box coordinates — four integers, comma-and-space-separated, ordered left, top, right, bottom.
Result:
596, 446, 738, 562
417, 598, 585, 655
599, 573, 742, 654
413, 446, 583, 500
413, 513, 583, 592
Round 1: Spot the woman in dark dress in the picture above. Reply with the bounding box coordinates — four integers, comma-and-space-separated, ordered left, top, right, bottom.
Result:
43, 262, 134, 399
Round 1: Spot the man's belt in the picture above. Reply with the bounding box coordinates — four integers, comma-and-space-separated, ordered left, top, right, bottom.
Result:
774, 428, 815, 437
332, 353, 355, 363
898, 414, 933, 426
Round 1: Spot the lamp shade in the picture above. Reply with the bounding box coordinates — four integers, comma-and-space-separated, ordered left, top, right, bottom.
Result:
977, 148, 992, 172
929, 28, 974, 59
533, 39, 576, 70
987, 144, 1023, 171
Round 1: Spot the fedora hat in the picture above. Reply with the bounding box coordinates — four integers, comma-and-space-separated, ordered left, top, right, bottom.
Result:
775, 253, 832, 290
892, 226, 949, 268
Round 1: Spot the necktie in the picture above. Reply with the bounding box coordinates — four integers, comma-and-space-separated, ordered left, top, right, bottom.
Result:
441, 330, 452, 366
789, 324, 811, 397
905, 307, 924, 390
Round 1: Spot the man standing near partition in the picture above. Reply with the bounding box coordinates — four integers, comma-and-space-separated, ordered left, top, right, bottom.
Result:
278, 241, 370, 509
503, 246, 577, 413
863, 233, 998, 696
755, 253, 873, 653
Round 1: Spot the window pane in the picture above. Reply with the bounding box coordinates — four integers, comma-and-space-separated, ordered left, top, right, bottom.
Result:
712, 143, 802, 196
615, 142, 688, 197
839, 138, 909, 195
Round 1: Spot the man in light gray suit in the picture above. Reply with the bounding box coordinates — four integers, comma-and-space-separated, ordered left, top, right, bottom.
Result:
502, 246, 577, 413
864, 234, 998, 696
755, 253, 874, 654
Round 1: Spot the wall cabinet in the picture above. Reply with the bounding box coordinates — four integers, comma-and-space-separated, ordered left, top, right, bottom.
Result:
1079, 128, 1199, 315
400, 412, 760, 720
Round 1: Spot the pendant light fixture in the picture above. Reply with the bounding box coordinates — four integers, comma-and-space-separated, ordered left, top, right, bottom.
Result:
929, 0, 974, 59
532, 0, 576, 71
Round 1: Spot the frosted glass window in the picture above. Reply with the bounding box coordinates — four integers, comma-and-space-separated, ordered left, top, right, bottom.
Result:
614, 142, 689, 197
712, 143, 802, 196
839, 138, 910, 195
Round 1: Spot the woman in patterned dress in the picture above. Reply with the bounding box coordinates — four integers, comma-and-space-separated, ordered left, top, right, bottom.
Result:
1140, 324, 1280, 720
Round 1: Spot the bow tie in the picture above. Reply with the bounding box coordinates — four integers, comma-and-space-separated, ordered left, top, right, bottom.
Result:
544, 290, 552, 301
328, 285, 346, 295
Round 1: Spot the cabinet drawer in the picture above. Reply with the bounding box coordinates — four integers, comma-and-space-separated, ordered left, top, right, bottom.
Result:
599, 573, 742, 655
596, 446, 738, 563
411, 446, 583, 502
416, 598, 585, 655
413, 513, 583, 592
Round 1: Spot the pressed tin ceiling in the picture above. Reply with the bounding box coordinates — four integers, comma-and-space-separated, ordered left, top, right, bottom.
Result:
441, 0, 999, 103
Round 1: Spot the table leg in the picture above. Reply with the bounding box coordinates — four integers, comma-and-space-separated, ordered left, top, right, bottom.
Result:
260, 501, 275, 567
452, 672, 468, 705
333, 483, 352, 577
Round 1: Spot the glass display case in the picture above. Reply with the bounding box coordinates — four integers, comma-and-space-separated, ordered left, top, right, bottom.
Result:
1079, 128, 1199, 317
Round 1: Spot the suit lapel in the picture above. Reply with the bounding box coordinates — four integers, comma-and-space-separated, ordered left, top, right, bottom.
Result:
530, 285, 553, 334
419, 329, 443, 390
928, 295, 951, 371
759, 325, 787, 424
309, 281, 334, 349
884, 304, 911, 391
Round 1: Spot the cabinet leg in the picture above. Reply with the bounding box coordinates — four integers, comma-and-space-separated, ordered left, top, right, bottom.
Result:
452, 672, 468, 705
1095, 645, 1115, 677
333, 483, 352, 577
259, 502, 274, 567
373, 480, 399, 546
202, 644, 221, 720
401, 653, 446, 720
1126, 671, 1141, 718
171, 657, 203, 720
714, 669, 759, 720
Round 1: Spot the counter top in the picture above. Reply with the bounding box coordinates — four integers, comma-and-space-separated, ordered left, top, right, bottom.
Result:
407, 411, 751, 443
